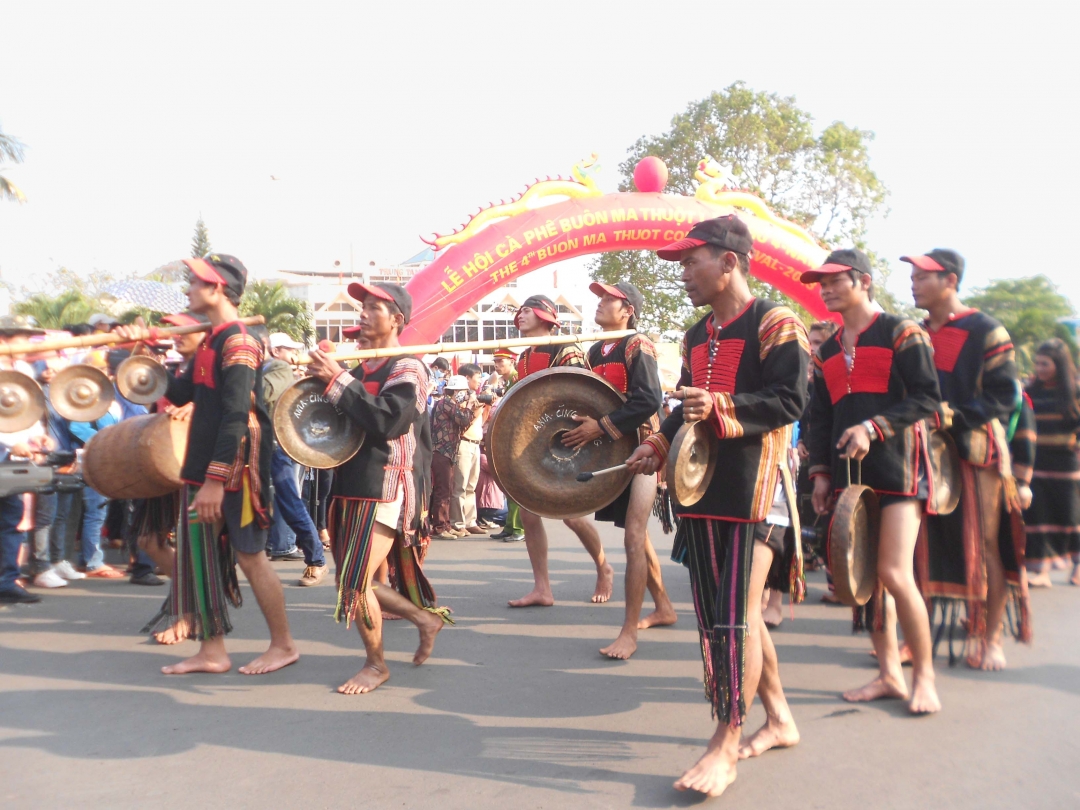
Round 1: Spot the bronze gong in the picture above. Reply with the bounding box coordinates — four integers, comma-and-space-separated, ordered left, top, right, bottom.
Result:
667, 421, 719, 507
50, 364, 114, 423
926, 428, 961, 516
116, 355, 170, 405
829, 458, 881, 607
0, 370, 46, 433
486, 367, 636, 519
273, 377, 365, 469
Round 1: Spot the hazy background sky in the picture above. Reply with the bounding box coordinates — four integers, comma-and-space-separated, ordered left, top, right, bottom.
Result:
2, 1, 1077, 305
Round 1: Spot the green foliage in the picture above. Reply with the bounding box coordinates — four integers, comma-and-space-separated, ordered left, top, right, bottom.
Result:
14, 289, 98, 329
963, 275, 1077, 374
239, 280, 314, 344
590, 82, 891, 330
191, 217, 212, 258
0, 126, 27, 203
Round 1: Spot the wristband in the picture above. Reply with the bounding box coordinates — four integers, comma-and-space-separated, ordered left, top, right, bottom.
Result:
860, 419, 877, 441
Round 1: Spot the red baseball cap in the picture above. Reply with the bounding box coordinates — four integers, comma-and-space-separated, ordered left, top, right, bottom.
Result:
161, 312, 209, 328
900, 249, 964, 277
800, 249, 873, 284
656, 215, 754, 261
346, 282, 412, 324
515, 295, 559, 326
183, 254, 248, 299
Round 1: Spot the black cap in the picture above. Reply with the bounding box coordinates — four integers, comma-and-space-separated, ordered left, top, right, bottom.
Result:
184, 254, 249, 300
346, 282, 412, 324
900, 249, 965, 277
800, 248, 873, 284
656, 214, 754, 260
517, 295, 560, 326
589, 281, 644, 322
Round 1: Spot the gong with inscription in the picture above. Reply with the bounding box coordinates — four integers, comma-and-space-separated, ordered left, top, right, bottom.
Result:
486, 367, 637, 519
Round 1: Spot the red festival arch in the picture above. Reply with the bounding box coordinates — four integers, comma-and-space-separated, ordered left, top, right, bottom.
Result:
401, 157, 829, 345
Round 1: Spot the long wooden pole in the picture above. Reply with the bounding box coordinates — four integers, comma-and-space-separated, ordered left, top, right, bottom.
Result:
293, 329, 636, 365
0, 316, 266, 357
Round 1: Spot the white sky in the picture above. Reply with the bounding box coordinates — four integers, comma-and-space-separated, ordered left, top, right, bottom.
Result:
1, 0, 1077, 307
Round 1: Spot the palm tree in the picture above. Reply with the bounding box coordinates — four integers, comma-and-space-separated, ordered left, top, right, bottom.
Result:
239, 280, 314, 344
0, 127, 27, 203
14, 290, 98, 329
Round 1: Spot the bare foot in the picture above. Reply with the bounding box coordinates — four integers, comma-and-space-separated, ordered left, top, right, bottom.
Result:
820, 591, 841, 604
413, 612, 444, 665
153, 618, 190, 646
842, 674, 909, 703
762, 601, 783, 629
908, 675, 941, 715
976, 642, 1007, 671
637, 605, 677, 630
1071, 565, 1080, 586
238, 645, 300, 675
590, 562, 614, 603
337, 664, 389, 695
162, 651, 231, 675
600, 630, 637, 660
508, 588, 554, 608
738, 716, 800, 759
381, 611, 403, 621
674, 746, 738, 797
1027, 572, 1053, 588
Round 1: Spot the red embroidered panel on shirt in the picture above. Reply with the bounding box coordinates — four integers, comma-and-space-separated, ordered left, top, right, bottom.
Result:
517, 349, 552, 379
821, 347, 893, 404
363, 380, 381, 396
929, 326, 968, 373
690, 339, 744, 393
593, 361, 628, 393
193, 346, 217, 389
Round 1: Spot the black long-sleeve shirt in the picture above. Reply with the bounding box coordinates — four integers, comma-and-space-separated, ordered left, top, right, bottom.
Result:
644, 299, 809, 522
925, 309, 1018, 466
165, 322, 272, 503
808, 313, 940, 495
587, 333, 663, 440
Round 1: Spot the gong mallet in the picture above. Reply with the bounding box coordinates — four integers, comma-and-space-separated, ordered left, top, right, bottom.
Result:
576, 463, 629, 483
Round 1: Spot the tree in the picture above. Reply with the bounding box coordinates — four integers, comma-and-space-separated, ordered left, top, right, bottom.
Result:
239, 280, 314, 344
963, 275, 1077, 375
0, 126, 27, 203
191, 217, 212, 258
590, 82, 892, 332
14, 289, 98, 329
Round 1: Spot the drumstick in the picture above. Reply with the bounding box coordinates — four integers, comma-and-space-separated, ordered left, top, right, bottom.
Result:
576, 463, 628, 482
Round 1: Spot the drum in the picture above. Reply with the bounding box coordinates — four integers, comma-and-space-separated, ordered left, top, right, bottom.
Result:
82, 413, 189, 499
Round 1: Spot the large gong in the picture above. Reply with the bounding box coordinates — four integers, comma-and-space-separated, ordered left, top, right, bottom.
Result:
273, 377, 366, 469
487, 367, 636, 519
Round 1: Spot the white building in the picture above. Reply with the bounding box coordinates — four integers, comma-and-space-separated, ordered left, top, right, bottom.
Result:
269, 250, 602, 367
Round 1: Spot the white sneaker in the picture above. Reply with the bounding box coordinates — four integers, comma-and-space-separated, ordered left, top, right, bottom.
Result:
33, 569, 69, 589
53, 560, 86, 581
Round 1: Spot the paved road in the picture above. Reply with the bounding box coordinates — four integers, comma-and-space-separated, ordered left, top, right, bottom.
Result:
2, 516, 1078, 809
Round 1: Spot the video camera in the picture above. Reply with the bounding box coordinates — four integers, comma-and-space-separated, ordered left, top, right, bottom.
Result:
0, 451, 84, 499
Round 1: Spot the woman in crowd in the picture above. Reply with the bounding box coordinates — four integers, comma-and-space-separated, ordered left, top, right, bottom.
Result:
1023, 338, 1080, 587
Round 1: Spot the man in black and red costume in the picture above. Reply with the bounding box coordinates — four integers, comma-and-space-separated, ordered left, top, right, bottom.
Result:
907, 248, 1030, 670
118, 254, 299, 677
306, 282, 449, 695
803, 248, 942, 714
561, 281, 677, 659
626, 216, 808, 798
507, 295, 615, 607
